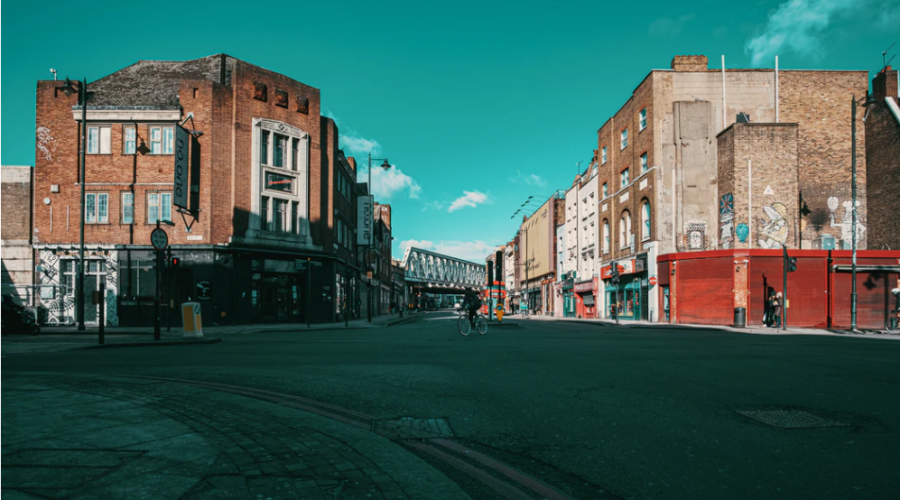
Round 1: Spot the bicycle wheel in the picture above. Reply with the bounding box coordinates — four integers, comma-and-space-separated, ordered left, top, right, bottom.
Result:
458, 316, 471, 336
475, 316, 488, 335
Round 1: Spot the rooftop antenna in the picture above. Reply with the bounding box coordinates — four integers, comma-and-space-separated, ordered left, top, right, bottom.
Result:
575, 160, 583, 176
884, 42, 896, 69
50, 68, 57, 81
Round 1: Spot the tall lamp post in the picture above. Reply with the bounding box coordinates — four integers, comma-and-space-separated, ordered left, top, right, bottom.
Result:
366, 153, 391, 322
512, 196, 537, 314
850, 93, 878, 332
59, 78, 90, 331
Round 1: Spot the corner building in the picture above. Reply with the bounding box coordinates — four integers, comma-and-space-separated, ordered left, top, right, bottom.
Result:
33, 54, 363, 326
593, 55, 869, 323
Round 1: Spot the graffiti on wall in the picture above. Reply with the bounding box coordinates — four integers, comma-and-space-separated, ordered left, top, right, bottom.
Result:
685, 221, 707, 250
736, 223, 749, 243
39, 248, 119, 326
719, 193, 735, 249
827, 197, 866, 249
36, 127, 58, 161
758, 202, 790, 249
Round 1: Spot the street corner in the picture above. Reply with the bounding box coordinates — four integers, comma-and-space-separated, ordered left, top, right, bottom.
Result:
0, 374, 472, 500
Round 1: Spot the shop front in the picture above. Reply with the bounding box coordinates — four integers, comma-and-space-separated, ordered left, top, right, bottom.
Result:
601, 257, 648, 321
574, 278, 597, 319
562, 278, 576, 317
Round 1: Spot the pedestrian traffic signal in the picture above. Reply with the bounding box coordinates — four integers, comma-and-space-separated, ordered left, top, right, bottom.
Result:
171, 257, 179, 267
788, 257, 797, 272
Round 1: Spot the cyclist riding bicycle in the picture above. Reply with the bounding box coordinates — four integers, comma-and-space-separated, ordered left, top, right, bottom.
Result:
462, 288, 483, 328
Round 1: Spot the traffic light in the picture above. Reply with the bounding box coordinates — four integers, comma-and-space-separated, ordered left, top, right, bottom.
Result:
788, 257, 797, 272
610, 264, 620, 284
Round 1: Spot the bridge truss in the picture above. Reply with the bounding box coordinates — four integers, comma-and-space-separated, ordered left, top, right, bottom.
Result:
400, 247, 486, 290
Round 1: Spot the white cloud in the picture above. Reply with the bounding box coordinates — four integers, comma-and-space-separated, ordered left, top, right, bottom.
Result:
744, 0, 856, 66
325, 109, 422, 200
341, 135, 381, 157
420, 200, 446, 212
363, 164, 422, 200
399, 239, 496, 263
448, 190, 490, 212
508, 170, 547, 188
648, 14, 695, 37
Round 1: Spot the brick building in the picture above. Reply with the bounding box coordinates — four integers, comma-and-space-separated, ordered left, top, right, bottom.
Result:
2, 166, 34, 306
591, 54, 869, 323
865, 66, 900, 250
32, 54, 370, 326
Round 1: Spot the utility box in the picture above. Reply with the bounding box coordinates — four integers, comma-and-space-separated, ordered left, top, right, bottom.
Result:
181, 302, 203, 338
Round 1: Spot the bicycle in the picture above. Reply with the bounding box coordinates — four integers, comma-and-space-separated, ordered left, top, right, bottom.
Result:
457, 309, 488, 336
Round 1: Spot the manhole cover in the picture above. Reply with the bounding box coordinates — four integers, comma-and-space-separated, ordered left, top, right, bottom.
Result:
373, 417, 455, 439
737, 409, 848, 429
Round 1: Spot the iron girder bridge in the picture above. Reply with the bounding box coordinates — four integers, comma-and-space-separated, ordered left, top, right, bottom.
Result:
400, 247, 486, 290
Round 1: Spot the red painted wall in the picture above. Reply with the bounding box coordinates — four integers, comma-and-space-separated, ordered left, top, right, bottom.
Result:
659, 250, 900, 329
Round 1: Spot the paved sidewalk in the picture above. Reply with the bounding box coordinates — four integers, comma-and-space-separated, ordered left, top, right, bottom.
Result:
520, 314, 900, 340
2, 314, 421, 355
1, 373, 470, 500
37, 311, 420, 337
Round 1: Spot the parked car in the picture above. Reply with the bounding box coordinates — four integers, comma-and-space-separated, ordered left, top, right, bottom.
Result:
2, 295, 40, 335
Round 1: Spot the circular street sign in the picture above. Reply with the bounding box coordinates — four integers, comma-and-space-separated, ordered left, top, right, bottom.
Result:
151, 228, 169, 251
649, 276, 658, 286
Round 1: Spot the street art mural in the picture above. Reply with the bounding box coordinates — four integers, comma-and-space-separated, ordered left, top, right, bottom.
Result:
36, 127, 58, 162
685, 221, 707, 250
758, 202, 790, 249
38, 248, 119, 326
719, 193, 735, 249
827, 196, 866, 249
736, 223, 749, 243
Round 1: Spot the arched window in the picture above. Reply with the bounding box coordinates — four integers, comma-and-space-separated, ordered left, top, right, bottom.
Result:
602, 220, 610, 254
641, 200, 651, 241
620, 211, 632, 249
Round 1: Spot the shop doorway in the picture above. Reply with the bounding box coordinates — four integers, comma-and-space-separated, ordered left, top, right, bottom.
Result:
257, 273, 301, 323
662, 286, 670, 322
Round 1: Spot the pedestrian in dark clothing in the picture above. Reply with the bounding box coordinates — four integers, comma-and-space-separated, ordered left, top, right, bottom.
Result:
772, 292, 783, 328
764, 289, 776, 327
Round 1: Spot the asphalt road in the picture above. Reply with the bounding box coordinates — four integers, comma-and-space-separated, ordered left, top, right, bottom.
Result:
4, 311, 899, 499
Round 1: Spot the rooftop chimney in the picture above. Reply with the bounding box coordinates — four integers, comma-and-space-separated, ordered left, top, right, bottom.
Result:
347, 156, 357, 171
872, 65, 898, 100
671, 55, 709, 72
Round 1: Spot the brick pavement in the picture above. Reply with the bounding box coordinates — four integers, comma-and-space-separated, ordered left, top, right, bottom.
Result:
1, 373, 469, 500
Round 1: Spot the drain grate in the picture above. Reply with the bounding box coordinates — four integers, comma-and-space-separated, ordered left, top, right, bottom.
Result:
372, 417, 455, 439
737, 409, 848, 429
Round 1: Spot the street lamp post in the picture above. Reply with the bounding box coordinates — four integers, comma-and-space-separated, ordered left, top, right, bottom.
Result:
59, 78, 89, 330
366, 153, 391, 322
850, 94, 877, 332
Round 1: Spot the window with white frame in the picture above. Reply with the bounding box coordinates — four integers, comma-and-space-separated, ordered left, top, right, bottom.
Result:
641, 201, 651, 241
87, 126, 111, 154
639, 107, 647, 131
640, 153, 648, 173
123, 126, 136, 154
620, 128, 628, 150
619, 211, 632, 249
621, 168, 630, 188
273, 134, 288, 168
85, 193, 109, 223
149, 126, 174, 155
147, 192, 172, 223
258, 121, 308, 235
121, 192, 134, 224
603, 220, 610, 253
601, 146, 608, 164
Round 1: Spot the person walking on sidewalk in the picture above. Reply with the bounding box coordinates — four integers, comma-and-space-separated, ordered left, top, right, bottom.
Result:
764, 288, 776, 327
772, 292, 783, 328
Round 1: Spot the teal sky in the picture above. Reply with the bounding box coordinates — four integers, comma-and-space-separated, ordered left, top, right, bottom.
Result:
3, 0, 898, 261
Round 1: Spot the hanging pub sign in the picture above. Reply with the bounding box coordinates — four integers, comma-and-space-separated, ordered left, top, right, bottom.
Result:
357, 195, 374, 246
173, 125, 191, 209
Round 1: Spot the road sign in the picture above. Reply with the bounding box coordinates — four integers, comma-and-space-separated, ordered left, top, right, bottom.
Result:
649, 276, 658, 286
151, 228, 168, 251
